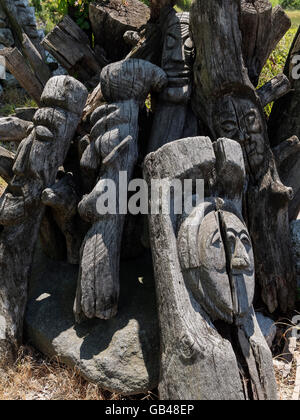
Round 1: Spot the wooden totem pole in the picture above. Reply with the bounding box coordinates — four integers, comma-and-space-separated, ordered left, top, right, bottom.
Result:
190, 0, 296, 313
0, 76, 87, 361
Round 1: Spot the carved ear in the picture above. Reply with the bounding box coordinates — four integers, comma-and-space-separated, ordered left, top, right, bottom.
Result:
177, 200, 215, 270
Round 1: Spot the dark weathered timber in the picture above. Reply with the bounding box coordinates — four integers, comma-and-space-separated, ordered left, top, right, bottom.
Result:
190, 0, 296, 314
0, 47, 43, 104
0, 76, 87, 362
240, 0, 291, 87
0, 117, 33, 142
42, 16, 105, 84
257, 73, 291, 108
89, 0, 150, 62
144, 136, 277, 400
147, 8, 197, 152
125, 22, 162, 65
81, 83, 104, 123
75, 59, 167, 322
22, 33, 51, 86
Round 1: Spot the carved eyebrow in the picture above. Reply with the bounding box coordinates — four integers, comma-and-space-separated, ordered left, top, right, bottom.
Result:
227, 227, 249, 239
210, 229, 221, 245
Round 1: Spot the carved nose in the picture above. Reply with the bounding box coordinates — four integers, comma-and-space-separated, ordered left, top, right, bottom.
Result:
231, 237, 250, 271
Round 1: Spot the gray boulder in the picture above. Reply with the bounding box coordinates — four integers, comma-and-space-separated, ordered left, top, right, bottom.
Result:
25, 246, 159, 396
255, 312, 277, 348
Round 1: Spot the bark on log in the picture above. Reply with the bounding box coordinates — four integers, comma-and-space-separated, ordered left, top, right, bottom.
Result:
0, 76, 88, 362
75, 59, 167, 322
0, 47, 43, 105
22, 33, 51, 86
190, 0, 296, 314
89, 0, 150, 61
42, 16, 105, 84
144, 136, 277, 400
240, 0, 291, 87
257, 73, 291, 108
0, 117, 33, 142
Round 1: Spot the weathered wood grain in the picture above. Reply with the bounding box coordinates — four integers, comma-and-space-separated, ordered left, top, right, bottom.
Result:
147, 8, 197, 152
0, 116, 33, 142
0, 47, 43, 104
0, 76, 87, 362
89, 0, 150, 61
257, 73, 290, 108
190, 0, 296, 314
240, 0, 291, 86
22, 33, 51, 86
42, 16, 105, 84
144, 136, 277, 400
75, 59, 167, 322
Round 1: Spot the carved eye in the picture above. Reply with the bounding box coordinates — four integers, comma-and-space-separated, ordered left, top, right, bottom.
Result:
246, 112, 256, 125
240, 233, 251, 249
227, 232, 236, 253
211, 233, 222, 248
220, 120, 237, 135
166, 35, 176, 49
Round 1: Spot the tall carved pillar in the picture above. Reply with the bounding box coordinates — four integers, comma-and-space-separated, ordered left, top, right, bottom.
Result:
190, 0, 296, 313
0, 76, 88, 361
144, 136, 277, 400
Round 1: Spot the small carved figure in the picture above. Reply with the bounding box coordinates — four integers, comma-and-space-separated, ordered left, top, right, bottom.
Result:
147, 7, 197, 152
74, 59, 167, 322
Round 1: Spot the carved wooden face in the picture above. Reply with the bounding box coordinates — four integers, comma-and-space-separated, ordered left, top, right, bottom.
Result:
179, 206, 255, 324
213, 96, 266, 169
161, 13, 191, 103
0, 108, 73, 225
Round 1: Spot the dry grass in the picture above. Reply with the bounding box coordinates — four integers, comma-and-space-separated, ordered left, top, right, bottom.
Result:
0, 346, 157, 400
273, 314, 300, 400
0, 177, 6, 196
0, 346, 121, 400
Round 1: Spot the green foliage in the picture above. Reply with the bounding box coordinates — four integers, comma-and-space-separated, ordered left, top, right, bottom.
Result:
176, 0, 192, 11
57, 0, 91, 31
29, 0, 62, 33
259, 27, 297, 115
0, 88, 37, 117
280, 0, 300, 10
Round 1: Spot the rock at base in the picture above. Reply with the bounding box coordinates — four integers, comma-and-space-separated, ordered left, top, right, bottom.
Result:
255, 312, 277, 348
25, 245, 159, 396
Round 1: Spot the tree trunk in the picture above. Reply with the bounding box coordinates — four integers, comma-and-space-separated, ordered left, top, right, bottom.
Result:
190, 0, 296, 313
